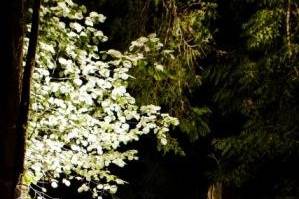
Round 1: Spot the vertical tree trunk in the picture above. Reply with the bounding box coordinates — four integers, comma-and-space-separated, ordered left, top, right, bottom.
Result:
17, 0, 41, 196
286, 0, 292, 58
0, 0, 24, 198
207, 182, 223, 199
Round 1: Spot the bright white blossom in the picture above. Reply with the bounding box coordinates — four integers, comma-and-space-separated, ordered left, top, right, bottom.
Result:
24, 0, 179, 199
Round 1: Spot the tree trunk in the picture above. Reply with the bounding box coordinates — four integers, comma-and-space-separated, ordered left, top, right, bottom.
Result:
0, 0, 24, 198
207, 182, 223, 199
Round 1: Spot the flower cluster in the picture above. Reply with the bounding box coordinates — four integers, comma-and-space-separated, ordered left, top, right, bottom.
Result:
24, 0, 179, 198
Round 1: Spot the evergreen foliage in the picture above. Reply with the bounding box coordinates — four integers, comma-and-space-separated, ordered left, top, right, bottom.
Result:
93, 0, 299, 198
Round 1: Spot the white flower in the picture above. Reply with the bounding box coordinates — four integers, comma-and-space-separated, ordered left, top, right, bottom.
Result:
73, 78, 83, 86
51, 181, 58, 188
107, 49, 122, 58
68, 31, 78, 38
161, 138, 168, 145
154, 63, 164, 71
60, 85, 68, 93
85, 17, 93, 26
62, 178, 71, 187
58, 57, 69, 66
70, 22, 83, 32
97, 184, 103, 189
109, 185, 117, 194
111, 86, 126, 99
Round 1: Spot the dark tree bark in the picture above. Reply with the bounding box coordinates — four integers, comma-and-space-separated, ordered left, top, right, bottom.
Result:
16, 0, 41, 196
0, 0, 25, 198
